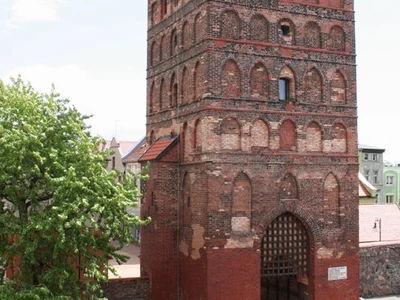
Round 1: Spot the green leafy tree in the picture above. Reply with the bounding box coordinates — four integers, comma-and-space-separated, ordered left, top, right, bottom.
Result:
0, 77, 149, 299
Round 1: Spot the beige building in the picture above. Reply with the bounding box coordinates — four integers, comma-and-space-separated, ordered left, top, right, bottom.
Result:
102, 137, 144, 240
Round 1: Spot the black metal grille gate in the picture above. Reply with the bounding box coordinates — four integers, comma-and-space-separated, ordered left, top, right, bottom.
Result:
261, 213, 309, 300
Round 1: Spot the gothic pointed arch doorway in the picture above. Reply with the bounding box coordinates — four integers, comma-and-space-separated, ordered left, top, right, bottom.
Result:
261, 212, 311, 300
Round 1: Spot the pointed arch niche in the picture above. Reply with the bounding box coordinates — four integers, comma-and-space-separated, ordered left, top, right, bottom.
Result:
306, 122, 322, 152
220, 10, 240, 39
181, 67, 191, 104
249, 15, 268, 42
332, 123, 347, 153
279, 119, 296, 151
181, 21, 190, 49
304, 68, 323, 103
194, 119, 202, 151
149, 81, 155, 114
304, 22, 321, 48
251, 119, 269, 148
221, 117, 240, 150
194, 13, 203, 43
330, 70, 346, 104
193, 61, 203, 100
323, 173, 340, 226
232, 172, 252, 232
159, 78, 166, 110
221, 59, 241, 98
250, 63, 269, 99
280, 173, 298, 200
329, 26, 345, 51
170, 72, 178, 107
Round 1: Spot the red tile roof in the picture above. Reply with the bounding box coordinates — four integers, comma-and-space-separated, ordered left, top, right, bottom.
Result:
119, 141, 137, 156
139, 137, 177, 162
123, 137, 147, 163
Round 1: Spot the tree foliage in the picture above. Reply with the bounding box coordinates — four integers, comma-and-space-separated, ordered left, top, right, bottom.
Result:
0, 77, 149, 299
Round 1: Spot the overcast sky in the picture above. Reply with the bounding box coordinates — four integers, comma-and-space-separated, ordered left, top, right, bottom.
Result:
1, 0, 399, 161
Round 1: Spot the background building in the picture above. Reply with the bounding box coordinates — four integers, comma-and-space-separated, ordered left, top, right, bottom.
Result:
359, 172, 378, 204
141, 0, 359, 299
383, 166, 400, 204
358, 144, 385, 203
102, 137, 144, 239
122, 137, 148, 240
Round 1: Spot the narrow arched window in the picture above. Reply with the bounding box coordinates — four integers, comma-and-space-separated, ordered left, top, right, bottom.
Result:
279, 66, 296, 101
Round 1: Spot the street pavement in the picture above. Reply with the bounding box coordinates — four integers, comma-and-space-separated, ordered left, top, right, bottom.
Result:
108, 242, 140, 279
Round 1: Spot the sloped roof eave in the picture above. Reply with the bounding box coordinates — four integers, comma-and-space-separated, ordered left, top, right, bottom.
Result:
138, 137, 177, 162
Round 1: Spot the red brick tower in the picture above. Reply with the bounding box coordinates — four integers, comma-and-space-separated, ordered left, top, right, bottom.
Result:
140, 0, 359, 299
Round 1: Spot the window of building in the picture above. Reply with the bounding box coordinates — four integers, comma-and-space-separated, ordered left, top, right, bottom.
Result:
112, 157, 116, 170
364, 170, 369, 181
386, 195, 394, 203
279, 78, 290, 101
363, 153, 368, 160
279, 25, 290, 36
386, 176, 394, 186
372, 153, 377, 161
373, 171, 378, 184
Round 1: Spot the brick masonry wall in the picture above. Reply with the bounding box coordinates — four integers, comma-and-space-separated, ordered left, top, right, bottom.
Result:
144, 0, 359, 299
360, 244, 400, 298
103, 277, 150, 300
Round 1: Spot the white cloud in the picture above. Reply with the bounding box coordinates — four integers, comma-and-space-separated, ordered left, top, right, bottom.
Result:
7, 64, 146, 142
8, 0, 65, 24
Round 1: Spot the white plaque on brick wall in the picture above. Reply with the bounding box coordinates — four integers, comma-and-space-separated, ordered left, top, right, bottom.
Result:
328, 266, 347, 281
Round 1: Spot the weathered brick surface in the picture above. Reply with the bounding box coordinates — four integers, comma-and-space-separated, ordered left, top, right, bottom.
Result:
143, 0, 359, 299
360, 244, 400, 298
103, 278, 150, 300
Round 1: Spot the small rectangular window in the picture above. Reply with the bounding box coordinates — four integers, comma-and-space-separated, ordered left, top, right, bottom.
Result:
386, 176, 394, 185
386, 195, 394, 203
363, 153, 369, 160
364, 170, 369, 181
372, 153, 377, 161
279, 78, 289, 101
112, 157, 116, 170
373, 171, 379, 184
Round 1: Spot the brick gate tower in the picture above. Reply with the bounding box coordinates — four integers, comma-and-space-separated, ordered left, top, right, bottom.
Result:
139, 0, 359, 299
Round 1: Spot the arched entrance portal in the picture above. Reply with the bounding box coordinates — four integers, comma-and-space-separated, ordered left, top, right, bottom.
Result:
261, 213, 310, 300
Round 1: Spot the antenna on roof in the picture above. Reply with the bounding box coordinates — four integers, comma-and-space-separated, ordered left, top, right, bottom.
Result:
114, 120, 120, 139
